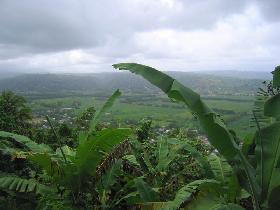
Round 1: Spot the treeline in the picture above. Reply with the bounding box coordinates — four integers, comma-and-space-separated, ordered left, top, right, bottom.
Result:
0, 71, 262, 97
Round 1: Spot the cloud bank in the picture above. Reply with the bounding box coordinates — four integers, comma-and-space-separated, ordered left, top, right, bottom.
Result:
0, 0, 279, 73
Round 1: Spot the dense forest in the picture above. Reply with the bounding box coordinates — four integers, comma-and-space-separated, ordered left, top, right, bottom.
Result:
0, 63, 279, 210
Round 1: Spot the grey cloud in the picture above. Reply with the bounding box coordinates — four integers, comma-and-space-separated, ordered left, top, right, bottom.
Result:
0, 0, 252, 60
254, 0, 280, 21
0, 0, 279, 73
0, 0, 99, 56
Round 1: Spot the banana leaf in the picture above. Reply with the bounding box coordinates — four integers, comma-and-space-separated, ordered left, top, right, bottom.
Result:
75, 128, 131, 176
0, 131, 52, 153
254, 122, 280, 203
272, 66, 280, 88
89, 89, 121, 132
113, 63, 260, 204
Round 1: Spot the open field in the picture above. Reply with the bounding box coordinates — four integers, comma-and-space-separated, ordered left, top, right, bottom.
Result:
29, 92, 255, 138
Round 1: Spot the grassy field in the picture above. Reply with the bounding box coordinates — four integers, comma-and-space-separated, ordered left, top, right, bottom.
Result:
29, 92, 255, 138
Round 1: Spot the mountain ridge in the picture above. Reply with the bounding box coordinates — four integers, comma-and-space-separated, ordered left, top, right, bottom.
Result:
0, 71, 264, 97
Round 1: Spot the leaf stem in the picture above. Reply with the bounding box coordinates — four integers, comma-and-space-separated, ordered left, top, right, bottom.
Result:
46, 115, 67, 163
253, 111, 263, 193
239, 152, 260, 210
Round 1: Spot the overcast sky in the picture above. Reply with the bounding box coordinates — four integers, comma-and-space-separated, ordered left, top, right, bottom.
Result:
0, 0, 279, 73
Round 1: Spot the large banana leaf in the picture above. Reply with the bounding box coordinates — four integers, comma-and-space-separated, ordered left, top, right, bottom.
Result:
75, 128, 131, 176
251, 93, 271, 128
99, 159, 123, 191
156, 137, 170, 172
113, 63, 239, 160
208, 154, 243, 203
163, 179, 221, 210
28, 152, 65, 179
134, 177, 160, 202
0, 176, 54, 195
272, 66, 280, 88
120, 178, 160, 205
0, 131, 52, 153
264, 94, 280, 119
29, 153, 53, 175
208, 154, 232, 184
96, 160, 123, 207
254, 66, 280, 208
254, 122, 280, 203
89, 89, 121, 132
113, 63, 260, 204
0, 140, 18, 156
264, 66, 280, 119
156, 137, 189, 172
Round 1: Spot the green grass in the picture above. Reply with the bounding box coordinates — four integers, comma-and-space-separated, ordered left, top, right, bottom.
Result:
29, 93, 255, 138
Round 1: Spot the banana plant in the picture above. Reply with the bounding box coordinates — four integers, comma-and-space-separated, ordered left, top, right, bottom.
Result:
113, 63, 280, 210
124, 137, 189, 187
121, 136, 214, 207
95, 159, 123, 209
165, 153, 248, 210
0, 176, 54, 195
0, 90, 132, 208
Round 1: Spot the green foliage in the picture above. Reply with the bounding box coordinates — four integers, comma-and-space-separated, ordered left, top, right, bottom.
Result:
0, 90, 32, 135
0, 90, 132, 209
0, 131, 53, 153
165, 179, 221, 210
76, 106, 96, 131
272, 66, 280, 88
136, 118, 152, 142
134, 177, 160, 202
1, 64, 279, 209
163, 152, 243, 210
251, 86, 271, 128
28, 91, 131, 197
58, 123, 72, 138
114, 63, 280, 210
122, 135, 211, 207
113, 63, 240, 161
75, 128, 131, 177
96, 159, 123, 208
254, 122, 280, 205
208, 154, 232, 184
264, 94, 280, 119
0, 176, 54, 195
89, 89, 121, 132
180, 141, 214, 178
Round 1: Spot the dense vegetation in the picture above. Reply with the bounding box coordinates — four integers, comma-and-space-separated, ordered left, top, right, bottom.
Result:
0, 64, 279, 209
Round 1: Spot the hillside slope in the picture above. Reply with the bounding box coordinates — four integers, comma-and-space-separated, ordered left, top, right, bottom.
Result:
0, 72, 263, 97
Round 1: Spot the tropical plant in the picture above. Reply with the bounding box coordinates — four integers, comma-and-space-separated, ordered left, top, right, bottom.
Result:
136, 118, 152, 142
121, 135, 212, 206
0, 176, 54, 195
75, 106, 96, 131
113, 63, 280, 210
0, 89, 132, 209
0, 90, 32, 136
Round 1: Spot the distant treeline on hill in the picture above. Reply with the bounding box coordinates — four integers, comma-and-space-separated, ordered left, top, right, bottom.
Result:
0, 71, 264, 97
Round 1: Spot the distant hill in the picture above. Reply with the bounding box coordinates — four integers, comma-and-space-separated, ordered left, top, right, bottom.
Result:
0, 71, 22, 79
0, 71, 264, 97
199, 70, 272, 80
